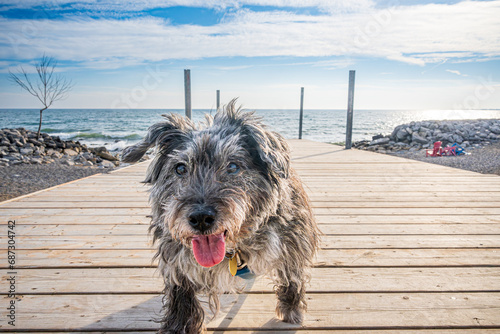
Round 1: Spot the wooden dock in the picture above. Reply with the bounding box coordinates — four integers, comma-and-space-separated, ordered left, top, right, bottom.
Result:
1, 139, 500, 332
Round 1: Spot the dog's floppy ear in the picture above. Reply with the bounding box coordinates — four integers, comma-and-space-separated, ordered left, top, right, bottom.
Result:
218, 99, 291, 181
121, 114, 193, 163
244, 122, 291, 180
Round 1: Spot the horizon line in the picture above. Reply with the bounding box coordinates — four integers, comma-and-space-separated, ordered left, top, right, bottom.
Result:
2, 108, 500, 112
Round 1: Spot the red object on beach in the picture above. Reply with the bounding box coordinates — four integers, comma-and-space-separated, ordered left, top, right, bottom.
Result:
440, 146, 457, 156
426, 141, 442, 157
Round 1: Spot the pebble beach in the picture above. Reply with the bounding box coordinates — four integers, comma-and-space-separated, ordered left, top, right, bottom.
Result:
0, 128, 141, 202
0, 164, 104, 202
354, 119, 500, 176
390, 141, 500, 176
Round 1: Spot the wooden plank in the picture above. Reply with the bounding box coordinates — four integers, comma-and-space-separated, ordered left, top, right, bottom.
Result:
0, 208, 149, 216
1, 201, 150, 208
27, 187, 147, 192
18, 196, 151, 201
4, 200, 500, 209
34, 183, 500, 190
2, 207, 500, 216
321, 235, 500, 249
2, 267, 499, 294
3, 214, 500, 225
296, 170, 494, 175
320, 224, 500, 235
48, 175, 497, 183
302, 181, 500, 186
314, 202, 500, 208
311, 192, 500, 198
12, 224, 151, 236
2, 248, 499, 268
208, 332, 500, 334
292, 162, 475, 167
305, 186, 500, 192
26, 331, 500, 334
2, 235, 155, 250
314, 215, 500, 224
11, 189, 497, 198
315, 248, 500, 267
0, 249, 157, 268
310, 195, 500, 201
12, 223, 500, 236
0, 215, 150, 224
4, 234, 499, 250
314, 208, 500, 215
4, 293, 499, 330
14, 194, 500, 203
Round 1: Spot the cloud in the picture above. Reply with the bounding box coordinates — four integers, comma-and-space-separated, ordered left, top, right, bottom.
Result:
212, 65, 254, 71
0, 1, 499, 69
0, 0, 374, 12
446, 69, 467, 76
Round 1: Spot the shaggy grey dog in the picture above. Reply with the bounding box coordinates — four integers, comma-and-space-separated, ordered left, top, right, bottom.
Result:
122, 101, 319, 334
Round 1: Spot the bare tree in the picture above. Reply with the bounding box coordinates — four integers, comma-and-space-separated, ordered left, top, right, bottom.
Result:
9, 55, 73, 138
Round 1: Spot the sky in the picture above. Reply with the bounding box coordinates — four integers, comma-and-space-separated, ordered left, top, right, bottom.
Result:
0, 0, 499, 110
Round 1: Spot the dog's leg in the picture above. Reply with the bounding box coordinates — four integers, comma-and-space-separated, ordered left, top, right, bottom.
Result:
159, 281, 204, 334
274, 267, 307, 324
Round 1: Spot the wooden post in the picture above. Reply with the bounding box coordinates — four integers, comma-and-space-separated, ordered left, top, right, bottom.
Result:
184, 69, 191, 119
216, 90, 220, 110
298, 87, 304, 139
345, 70, 356, 149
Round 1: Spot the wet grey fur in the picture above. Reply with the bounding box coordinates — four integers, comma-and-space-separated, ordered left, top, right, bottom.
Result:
122, 100, 320, 334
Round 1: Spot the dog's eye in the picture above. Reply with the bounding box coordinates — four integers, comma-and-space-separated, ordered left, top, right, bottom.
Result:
175, 163, 188, 176
227, 162, 240, 175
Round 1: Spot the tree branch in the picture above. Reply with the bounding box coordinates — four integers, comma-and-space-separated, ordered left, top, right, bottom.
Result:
9, 55, 74, 109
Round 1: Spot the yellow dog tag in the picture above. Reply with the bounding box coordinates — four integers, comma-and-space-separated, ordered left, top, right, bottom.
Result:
229, 255, 238, 276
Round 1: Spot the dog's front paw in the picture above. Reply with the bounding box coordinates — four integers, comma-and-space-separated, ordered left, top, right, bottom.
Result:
158, 327, 185, 334
275, 280, 306, 324
158, 324, 205, 334
276, 304, 304, 324
158, 330, 177, 334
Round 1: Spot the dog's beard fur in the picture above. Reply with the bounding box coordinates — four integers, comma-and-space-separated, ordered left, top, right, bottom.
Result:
122, 100, 320, 333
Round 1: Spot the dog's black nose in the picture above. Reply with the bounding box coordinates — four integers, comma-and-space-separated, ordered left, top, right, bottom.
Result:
189, 207, 216, 232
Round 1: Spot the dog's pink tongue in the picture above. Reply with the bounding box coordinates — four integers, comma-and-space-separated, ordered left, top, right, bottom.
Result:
191, 232, 226, 268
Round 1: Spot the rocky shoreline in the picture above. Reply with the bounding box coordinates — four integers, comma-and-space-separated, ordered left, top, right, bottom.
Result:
0, 128, 152, 202
0, 128, 122, 168
352, 119, 500, 177
388, 141, 500, 176
354, 119, 500, 154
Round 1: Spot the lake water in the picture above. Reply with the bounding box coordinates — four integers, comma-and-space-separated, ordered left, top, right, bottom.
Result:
1, 108, 499, 151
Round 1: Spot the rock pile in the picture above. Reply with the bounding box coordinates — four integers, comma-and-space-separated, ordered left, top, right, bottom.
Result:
0, 128, 122, 168
354, 119, 500, 153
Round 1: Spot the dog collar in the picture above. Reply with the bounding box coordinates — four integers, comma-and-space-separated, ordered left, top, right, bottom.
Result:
225, 250, 255, 279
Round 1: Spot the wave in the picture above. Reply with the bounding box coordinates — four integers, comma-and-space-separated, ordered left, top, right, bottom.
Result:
41, 127, 93, 133
70, 132, 115, 140
36, 130, 143, 151
123, 133, 142, 140
68, 132, 142, 141
71, 132, 143, 151
89, 140, 132, 151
